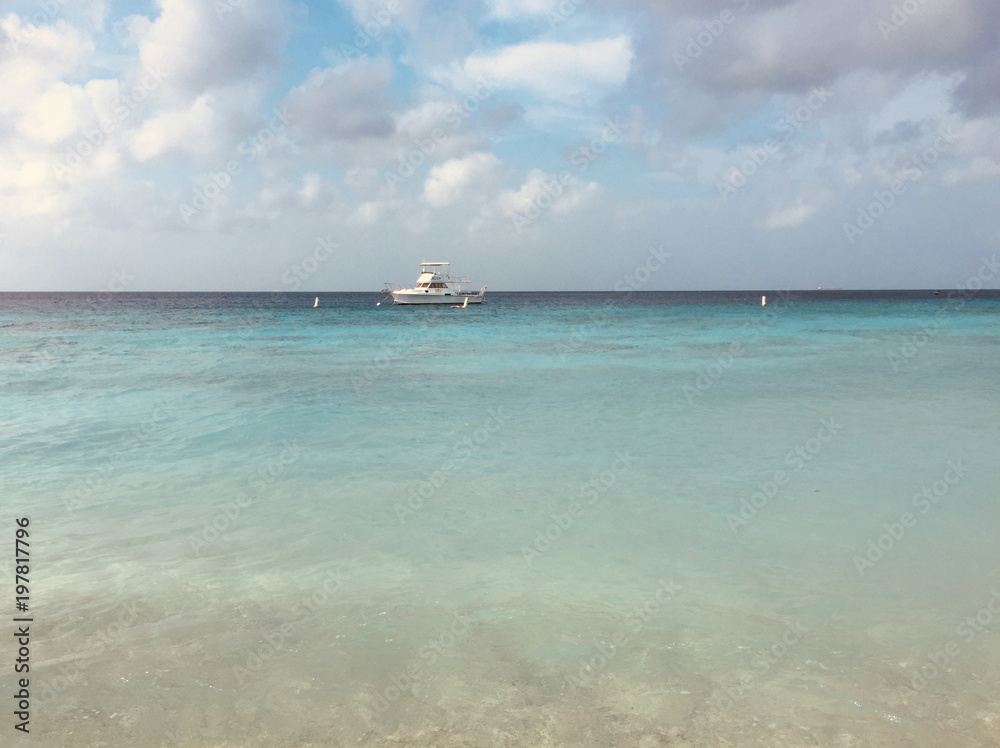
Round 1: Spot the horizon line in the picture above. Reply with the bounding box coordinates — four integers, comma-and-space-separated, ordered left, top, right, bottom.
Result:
0, 288, 996, 294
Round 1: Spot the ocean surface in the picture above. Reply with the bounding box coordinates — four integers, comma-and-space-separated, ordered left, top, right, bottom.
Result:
2, 290, 999, 747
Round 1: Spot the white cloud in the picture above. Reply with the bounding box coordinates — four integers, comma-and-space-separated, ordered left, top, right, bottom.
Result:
423, 152, 501, 207
0, 15, 93, 117
330, 0, 424, 51
940, 115, 1000, 184
495, 168, 598, 217
389, 92, 508, 161
395, 98, 473, 140
760, 198, 818, 229
129, 94, 217, 162
488, 0, 558, 20
0, 147, 58, 207
348, 201, 385, 226
299, 173, 323, 206
869, 73, 959, 135
496, 169, 552, 215
16, 82, 91, 145
552, 179, 599, 213
463, 36, 633, 101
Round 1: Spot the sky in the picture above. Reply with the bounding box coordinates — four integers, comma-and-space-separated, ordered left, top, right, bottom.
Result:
1, 0, 999, 291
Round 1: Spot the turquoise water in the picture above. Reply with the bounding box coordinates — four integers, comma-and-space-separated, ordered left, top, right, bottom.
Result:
2, 291, 999, 747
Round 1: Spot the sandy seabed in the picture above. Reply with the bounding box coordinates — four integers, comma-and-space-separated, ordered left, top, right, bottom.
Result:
18, 579, 1000, 748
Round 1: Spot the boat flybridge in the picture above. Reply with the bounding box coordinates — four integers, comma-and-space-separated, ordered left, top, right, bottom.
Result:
381, 262, 486, 306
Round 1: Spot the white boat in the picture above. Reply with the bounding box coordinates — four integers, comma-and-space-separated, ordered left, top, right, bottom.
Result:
382, 262, 486, 305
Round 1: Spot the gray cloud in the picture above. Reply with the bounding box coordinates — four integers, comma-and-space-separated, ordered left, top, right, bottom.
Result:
873, 120, 924, 147
134, 0, 290, 97
953, 46, 1000, 115
283, 59, 396, 143
627, 0, 1000, 119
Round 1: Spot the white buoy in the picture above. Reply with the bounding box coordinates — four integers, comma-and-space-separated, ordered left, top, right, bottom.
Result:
762, 295, 767, 307
313, 297, 319, 308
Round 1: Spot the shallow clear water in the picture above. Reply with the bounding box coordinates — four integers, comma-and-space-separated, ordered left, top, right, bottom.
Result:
2, 291, 999, 747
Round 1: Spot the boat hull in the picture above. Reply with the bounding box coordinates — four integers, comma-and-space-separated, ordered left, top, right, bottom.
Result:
391, 291, 485, 305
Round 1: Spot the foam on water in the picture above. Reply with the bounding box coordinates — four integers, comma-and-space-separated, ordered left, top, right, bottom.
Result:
2, 291, 999, 746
